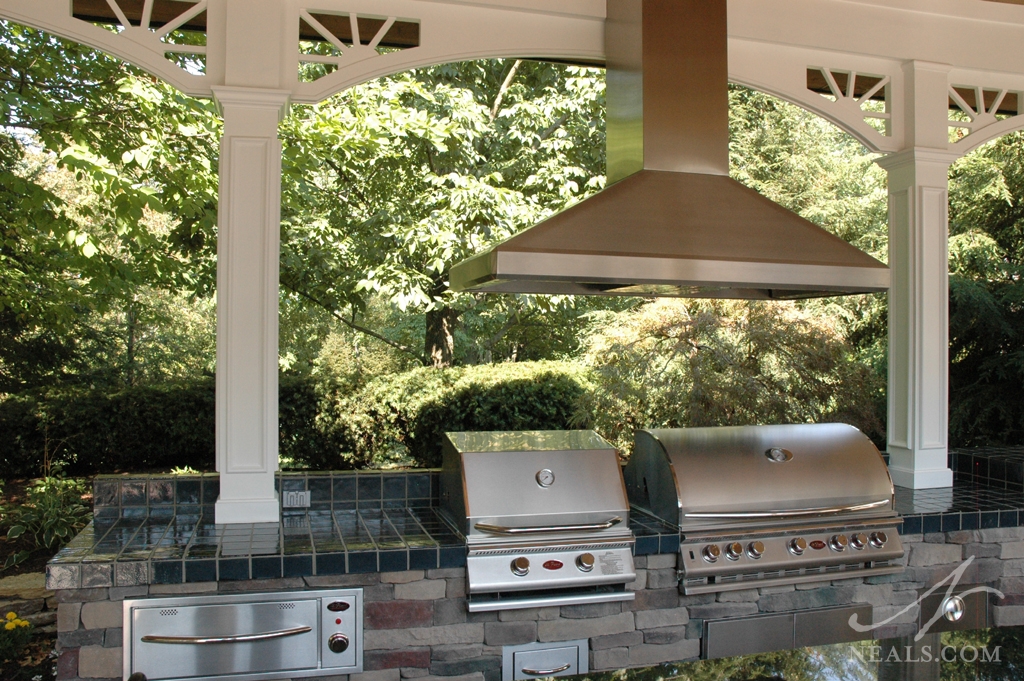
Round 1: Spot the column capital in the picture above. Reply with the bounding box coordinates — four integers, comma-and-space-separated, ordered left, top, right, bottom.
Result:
875, 147, 961, 172
900, 60, 953, 76
212, 86, 291, 120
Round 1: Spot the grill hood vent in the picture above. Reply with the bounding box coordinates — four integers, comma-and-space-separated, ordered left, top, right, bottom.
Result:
449, 0, 889, 299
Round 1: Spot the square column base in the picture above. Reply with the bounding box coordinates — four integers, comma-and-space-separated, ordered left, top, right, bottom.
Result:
215, 495, 281, 524
887, 445, 953, 489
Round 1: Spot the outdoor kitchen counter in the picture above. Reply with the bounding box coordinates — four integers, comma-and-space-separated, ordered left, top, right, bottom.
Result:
45, 470, 679, 591
45, 453, 1024, 681
45, 450, 1024, 591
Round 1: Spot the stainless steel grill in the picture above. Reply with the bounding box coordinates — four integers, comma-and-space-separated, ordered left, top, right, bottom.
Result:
440, 431, 636, 612
624, 423, 904, 594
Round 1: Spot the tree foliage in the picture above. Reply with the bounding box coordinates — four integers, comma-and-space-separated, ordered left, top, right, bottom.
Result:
948, 132, 1024, 446
279, 60, 612, 366
579, 299, 884, 452
0, 22, 219, 393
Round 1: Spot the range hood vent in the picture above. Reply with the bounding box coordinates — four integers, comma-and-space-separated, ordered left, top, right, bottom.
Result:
449, 0, 889, 299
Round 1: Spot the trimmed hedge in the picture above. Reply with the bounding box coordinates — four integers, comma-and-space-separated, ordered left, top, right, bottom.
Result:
0, 377, 328, 477
323, 361, 594, 469
0, 361, 594, 475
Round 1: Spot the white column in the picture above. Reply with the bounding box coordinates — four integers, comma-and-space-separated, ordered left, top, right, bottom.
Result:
213, 86, 290, 524
876, 61, 959, 489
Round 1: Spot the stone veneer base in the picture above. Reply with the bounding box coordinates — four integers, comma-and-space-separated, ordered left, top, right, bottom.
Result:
54, 528, 1024, 681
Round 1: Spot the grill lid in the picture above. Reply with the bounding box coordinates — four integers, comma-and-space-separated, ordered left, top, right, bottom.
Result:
441, 431, 630, 543
625, 423, 895, 531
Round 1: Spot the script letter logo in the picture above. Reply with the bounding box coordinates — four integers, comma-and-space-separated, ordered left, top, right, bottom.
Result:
847, 555, 1004, 641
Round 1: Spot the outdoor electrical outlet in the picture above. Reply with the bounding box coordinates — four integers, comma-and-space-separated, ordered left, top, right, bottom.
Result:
283, 490, 311, 508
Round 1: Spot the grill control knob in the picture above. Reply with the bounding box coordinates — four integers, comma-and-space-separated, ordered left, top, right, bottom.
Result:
829, 534, 849, 552
328, 633, 350, 654
511, 557, 530, 576
702, 545, 721, 563
576, 553, 595, 572
788, 538, 807, 555
725, 542, 744, 561
870, 531, 888, 548
850, 533, 869, 550
747, 541, 765, 559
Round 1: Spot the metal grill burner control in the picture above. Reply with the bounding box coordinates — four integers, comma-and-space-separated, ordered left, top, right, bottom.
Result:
725, 542, 744, 561
829, 534, 849, 552
788, 538, 807, 555
576, 553, 595, 572
871, 531, 888, 548
850, 533, 868, 549
702, 545, 721, 563
511, 557, 530, 576
746, 541, 765, 559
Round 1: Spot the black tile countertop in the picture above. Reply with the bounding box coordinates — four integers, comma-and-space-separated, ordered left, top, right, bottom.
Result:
45, 450, 1024, 590
893, 448, 1024, 535
46, 471, 679, 590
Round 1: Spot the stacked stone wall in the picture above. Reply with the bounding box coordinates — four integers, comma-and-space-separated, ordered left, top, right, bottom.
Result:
53, 529, 1024, 681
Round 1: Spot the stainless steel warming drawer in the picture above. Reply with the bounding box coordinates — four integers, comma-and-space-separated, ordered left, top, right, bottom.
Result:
123, 589, 363, 681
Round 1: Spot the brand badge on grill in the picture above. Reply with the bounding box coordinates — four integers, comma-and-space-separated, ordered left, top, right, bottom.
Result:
542, 560, 563, 570
809, 540, 827, 550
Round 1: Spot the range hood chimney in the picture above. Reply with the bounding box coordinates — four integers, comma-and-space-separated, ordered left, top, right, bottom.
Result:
449, 0, 889, 299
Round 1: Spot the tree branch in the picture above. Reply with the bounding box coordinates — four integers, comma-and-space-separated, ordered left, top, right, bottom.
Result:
490, 60, 523, 122
281, 280, 428, 366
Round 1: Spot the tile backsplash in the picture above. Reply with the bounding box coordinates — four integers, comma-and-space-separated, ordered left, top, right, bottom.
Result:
92, 470, 441, 515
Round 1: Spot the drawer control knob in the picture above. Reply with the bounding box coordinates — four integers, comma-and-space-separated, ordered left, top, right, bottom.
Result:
850, 533, 868, 550
702, 545, 721, 563
328, 633, 349, 654
747, 541, 765, 559
870, 531, 888, 548
788, 538, 807, 555
576, 553, 595, 572
725, 542, 743, 561
829, 534, 849, 552
511, 557, 530, 576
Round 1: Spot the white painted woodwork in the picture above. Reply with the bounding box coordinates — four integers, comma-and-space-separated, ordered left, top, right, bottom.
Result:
8, 0, 1024, 507
213, 86, 290, 523
877, 61, 957, 489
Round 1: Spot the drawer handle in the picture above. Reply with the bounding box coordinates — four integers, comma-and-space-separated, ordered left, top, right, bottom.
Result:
521, 663, 571, 676
141, 625, 312, 645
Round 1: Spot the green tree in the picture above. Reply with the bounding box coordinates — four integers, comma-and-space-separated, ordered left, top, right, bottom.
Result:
279, 59, 610, 367
579, 298, 884, 453
947, 132, 1024, 446
0, 22, 220, 392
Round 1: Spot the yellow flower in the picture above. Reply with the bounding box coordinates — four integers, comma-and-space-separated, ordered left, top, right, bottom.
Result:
5, 612, 15, 621
17, 621, 29, 628
4, 621, 15, 630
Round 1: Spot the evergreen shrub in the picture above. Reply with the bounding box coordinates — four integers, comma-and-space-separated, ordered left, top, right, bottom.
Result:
322, 360, 593, 469
0, 377, 327, 476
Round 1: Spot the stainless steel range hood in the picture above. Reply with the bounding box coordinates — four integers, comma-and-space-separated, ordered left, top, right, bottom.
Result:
449, 0, 889, 299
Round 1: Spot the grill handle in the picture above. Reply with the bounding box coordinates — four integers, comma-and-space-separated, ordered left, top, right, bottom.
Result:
684, 499, 889, 519
522, 663, 572, 676
474, 516, 622, 535
141, 625, 312, 645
